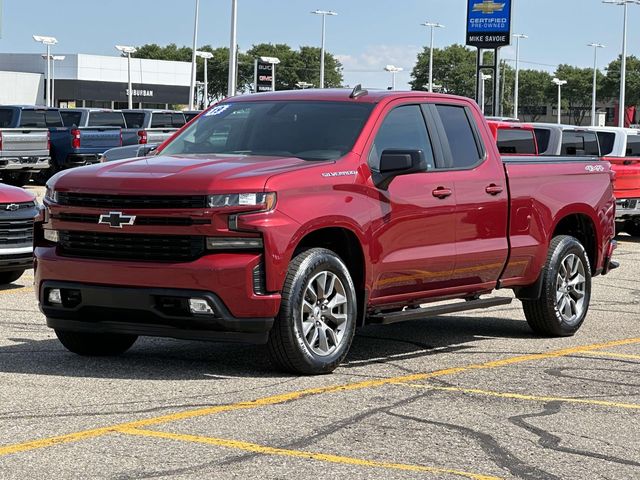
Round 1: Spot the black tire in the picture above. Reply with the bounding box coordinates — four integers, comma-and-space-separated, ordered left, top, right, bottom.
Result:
1, 172, 31, 187
522, 235, 592, 337
55, 330, 138, 356
624, 219, 640, 237
0, 270, 25, 285
267, 248, 357, 375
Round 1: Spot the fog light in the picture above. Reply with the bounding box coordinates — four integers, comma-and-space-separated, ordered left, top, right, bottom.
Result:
48, 289, 62, 305
189, 298, 214, 315
44, 229, 59, 243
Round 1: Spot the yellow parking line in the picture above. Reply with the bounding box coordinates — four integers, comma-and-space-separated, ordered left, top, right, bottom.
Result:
0, 286, 32, 296
120, 427, 502, 480
580, 351, 640, 361
1, 336, 639, 457
398, 384, 640, 411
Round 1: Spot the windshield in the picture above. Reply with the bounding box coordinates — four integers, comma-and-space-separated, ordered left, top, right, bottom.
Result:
160, 101, 374, 161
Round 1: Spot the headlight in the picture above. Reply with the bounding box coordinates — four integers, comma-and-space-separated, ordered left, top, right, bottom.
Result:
208, 192, 276, 210
45, 187, 58, 203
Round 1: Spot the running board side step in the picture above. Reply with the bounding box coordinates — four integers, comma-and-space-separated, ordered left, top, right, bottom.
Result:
368, 297, 513, 325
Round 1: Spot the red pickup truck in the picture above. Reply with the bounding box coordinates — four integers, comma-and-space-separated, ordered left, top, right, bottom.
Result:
36, 89, 617, 374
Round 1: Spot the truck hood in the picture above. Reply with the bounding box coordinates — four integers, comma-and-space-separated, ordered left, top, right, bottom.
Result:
0, 184, 36, 204
50, 154, 319, 194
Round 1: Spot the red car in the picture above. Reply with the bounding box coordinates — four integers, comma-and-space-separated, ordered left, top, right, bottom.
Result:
36, 89, 617, 374
0, 183, 38, 284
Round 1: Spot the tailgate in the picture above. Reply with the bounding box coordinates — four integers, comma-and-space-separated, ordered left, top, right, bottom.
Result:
608, 157, 640, 199
145, 128, 178, 145
78, 127, 122, 149
0, 129, 49, 154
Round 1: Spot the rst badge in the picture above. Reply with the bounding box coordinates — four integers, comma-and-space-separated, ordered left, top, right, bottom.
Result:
98, 211, 136, 228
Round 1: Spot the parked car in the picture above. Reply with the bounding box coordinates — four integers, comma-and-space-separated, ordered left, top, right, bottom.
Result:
37, 89, 617, 374
60, 108, 138, 146
487, 120, 538, 155
122, 110, 186, 145
586, 126, 640, 236
0, 106, 51, 187
0, 183, 38, 285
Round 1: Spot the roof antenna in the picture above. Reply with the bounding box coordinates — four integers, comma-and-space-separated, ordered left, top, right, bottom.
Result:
349, 84, 368, 99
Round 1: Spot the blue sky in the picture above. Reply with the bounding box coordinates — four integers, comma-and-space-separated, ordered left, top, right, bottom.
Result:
1, 0, 636, 89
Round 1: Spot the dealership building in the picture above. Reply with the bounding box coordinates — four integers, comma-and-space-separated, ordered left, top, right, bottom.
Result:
0, 53, 191, 109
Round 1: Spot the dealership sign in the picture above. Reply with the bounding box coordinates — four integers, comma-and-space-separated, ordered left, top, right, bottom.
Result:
254, 61, 274, 93
126, 89, 154, 98
466, 0, 512, 49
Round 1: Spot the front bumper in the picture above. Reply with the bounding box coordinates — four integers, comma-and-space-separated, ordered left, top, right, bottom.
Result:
615, 198, 640, 219
0, 247, 33, 272
42, 281, 274, 344
0, 156, 50, 172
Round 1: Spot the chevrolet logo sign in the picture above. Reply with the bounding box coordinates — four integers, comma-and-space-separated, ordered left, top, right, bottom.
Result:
473, 0, 506, 14
5, 204, 20, 212
98, 211, 136, 229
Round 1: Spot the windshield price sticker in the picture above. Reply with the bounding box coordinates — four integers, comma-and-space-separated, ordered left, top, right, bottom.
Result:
206, 105, 231, 117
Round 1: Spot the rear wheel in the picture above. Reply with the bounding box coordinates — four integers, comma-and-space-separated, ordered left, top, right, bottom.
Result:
0, 270, 25, 285
267, 248, 357, 375
624, 219, 640, 237
55, 330, 138, 356
1, 172, 31, 187
522, 235, 592, 337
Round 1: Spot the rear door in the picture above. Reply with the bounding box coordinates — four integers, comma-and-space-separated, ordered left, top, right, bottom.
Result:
427, 102, 509, 289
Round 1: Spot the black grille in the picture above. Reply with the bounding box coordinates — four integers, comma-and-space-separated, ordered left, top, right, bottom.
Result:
56, 213, 209, 227
0, 219, 34, 247
59, 231, 206, 262
57, 193, 207, 209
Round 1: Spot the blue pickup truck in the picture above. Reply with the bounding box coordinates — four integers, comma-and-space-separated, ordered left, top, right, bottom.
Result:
60, 108, 139, 147
0, 107, 123, 181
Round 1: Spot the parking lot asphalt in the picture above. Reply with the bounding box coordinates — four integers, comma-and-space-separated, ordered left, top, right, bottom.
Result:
0, 187, 638, 479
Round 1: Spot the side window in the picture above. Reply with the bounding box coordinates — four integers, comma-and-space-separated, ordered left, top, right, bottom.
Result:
534, 128, 551, 154
625, 135, 640, 156
369, 105, 435, 171
496, 129, 536, 154
434, 105, 482, 169
123, 113, 145, 129
61, 111, 82, 127
561, 131, 600, 156
597, 132, 616, 156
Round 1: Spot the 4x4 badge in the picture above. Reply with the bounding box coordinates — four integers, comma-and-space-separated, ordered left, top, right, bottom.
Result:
98, 211, 136, 228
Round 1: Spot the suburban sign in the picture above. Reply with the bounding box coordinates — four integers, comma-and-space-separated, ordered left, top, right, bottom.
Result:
466, 0, 512, 49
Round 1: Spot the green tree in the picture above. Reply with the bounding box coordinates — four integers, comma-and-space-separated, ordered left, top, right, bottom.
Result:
601, 55, 640, 108
514, 69, 554, 122
551, 64, 603, 125
410, 44, 477, 98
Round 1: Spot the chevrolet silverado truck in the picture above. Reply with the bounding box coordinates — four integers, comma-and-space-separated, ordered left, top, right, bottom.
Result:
61, 108, 138, 147
122, 109, 186, 146
36, 89, 617, 374
0, 106, 51, 187
0, 183, 38, 285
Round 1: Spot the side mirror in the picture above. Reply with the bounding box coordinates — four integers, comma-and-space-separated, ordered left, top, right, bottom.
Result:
373, 149, 428, 190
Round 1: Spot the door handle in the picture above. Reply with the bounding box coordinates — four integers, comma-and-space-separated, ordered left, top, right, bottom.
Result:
485, 184, 504, 196
432, 187, 453, 199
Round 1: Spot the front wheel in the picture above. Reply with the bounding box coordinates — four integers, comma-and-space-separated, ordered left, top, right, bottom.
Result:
55, 330, 138, 356
268, 248, 357, 375
522, 235, 592, 337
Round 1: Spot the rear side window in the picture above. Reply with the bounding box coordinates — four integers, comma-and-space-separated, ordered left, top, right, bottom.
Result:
0, 109, 14, 128
369, 105, 435, 171
61, 111, 82, 127
88, 112, 126, 128
597, 132, 616, 156
534, 128, 551, 154
435, 105, 481, 168
496, 128, 536, 154
626, 135, 640, 156
123, 112, 145, 129
561, 131, 600, 156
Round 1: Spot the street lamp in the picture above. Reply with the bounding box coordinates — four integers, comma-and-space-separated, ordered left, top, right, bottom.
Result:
115, 45, 137, 110
512, 33, 528, 120
421, 22, 444, 93
480, 73, 492, 115
189, 0, 200, 110
312, 10, 338, 88
33, 35, 58, 107
588, 43, 606, 126
384, 65, 403, 90
228, 0, 239, 97
603, 0, 640, 127
196, 51, 214, 108
552, 78, 568, 124
42, 55, 65, 107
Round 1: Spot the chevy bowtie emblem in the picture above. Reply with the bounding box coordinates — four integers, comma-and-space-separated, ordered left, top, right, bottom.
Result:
98, 211, 136, 228
5, 204, 20, 212
473, 0, 506, 14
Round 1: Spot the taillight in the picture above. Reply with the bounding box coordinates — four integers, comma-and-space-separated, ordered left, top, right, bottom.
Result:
71, 128, 81, 149
138, 130, 147, 145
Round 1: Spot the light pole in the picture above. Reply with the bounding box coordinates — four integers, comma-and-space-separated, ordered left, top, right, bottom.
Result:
42, 55, 65, 107
33, 35, 58, 107
512, 33, 528, 120
480, 73, 492, 115
196, 51, 214, 108
588, 43, 606, 126
312, 10, 338, 88
552, 78, 567, 124
604, 0, 640, 127
189, 0, 200, 109
115, 45, 137, 110
421, 22, 444, 93
228, 0, 238, 97
384, 65, 403, 90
